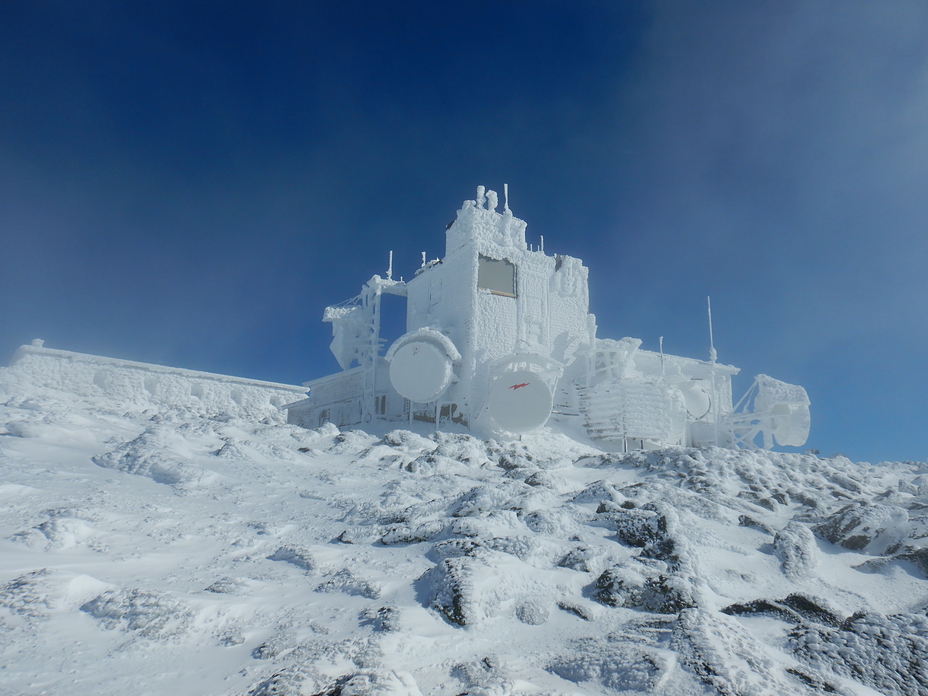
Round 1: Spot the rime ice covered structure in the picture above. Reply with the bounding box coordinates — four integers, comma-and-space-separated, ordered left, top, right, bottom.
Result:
1, 340, 306, 419
287, 187, 810, 450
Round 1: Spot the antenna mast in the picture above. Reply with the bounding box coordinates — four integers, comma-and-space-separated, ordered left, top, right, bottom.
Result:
659, 336, 665, 379
707, 295, 721, 445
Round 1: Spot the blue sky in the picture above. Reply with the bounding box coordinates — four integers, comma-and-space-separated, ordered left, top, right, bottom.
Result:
2, 1, 927, 464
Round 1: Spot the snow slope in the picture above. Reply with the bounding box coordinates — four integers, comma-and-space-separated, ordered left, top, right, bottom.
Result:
1, 372, 927, 695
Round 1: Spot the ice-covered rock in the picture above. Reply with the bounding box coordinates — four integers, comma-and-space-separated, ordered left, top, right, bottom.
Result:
267, 545, 317, 572
549, 641, 672, 693
774, 522, 819, 580
790, 612, 928, 696
80, 588, 192, 639
855, 547, 928, 577
312, 669, 424, 696
422, 556, 481, 626
814, 501, 911, 554
593, 565, 696, 614
316, 568, 381, 599
722, 593, 843, 627
0, 569, 54, 620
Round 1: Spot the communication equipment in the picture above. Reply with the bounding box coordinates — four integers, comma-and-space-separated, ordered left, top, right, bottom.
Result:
389, 341, 454, 403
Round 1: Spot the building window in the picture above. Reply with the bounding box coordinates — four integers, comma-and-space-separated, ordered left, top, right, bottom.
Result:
478, 255, 517, 297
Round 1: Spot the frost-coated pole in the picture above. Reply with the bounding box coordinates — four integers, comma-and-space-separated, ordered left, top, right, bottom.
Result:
368, 286, 381, 424
659, 336, 665, 379
387, 250, 393, 281
708, 296, 719, 445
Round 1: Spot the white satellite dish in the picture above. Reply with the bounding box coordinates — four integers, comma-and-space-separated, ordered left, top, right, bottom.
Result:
726, 375, 812, 449
487, 370, 553, 433
389, 340, 453, 403
755, 375, 811, 447
681, 381, 711, 419
769, 402, 811, 447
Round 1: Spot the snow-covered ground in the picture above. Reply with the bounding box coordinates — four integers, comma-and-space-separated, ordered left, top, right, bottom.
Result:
1, 370, 926, 695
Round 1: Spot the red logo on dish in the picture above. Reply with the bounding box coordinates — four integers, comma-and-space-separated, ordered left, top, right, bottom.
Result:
509, 382, 530, 390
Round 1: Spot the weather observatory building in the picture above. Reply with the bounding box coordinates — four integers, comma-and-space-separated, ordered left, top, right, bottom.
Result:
287, 186, 810, 451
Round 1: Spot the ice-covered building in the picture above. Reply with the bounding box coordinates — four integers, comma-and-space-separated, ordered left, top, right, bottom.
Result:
287, 186, 810, 450
1, 340, 307, 419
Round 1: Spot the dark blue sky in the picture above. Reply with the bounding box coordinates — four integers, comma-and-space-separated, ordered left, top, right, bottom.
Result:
3, 1, 927, 464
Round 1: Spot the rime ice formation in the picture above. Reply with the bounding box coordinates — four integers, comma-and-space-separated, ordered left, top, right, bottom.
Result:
288, 187, 810, 450
0, 341, 306, 419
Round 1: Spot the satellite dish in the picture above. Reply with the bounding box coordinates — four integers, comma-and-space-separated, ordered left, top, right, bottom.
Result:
770, 402, 811, 447
755, 375, 811, 447
726, 375, 812, 449
681, 381, 711, 419
487, 370, 553, 433
389, 340, 453, 403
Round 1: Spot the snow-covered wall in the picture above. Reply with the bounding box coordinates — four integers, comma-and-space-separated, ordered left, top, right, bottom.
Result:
1, 342, 306, 418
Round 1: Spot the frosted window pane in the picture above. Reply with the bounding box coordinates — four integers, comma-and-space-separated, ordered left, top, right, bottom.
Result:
478, 255, 517, 297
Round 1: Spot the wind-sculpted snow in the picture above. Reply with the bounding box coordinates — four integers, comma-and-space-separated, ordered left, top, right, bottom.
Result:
1, 386, 928, 694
